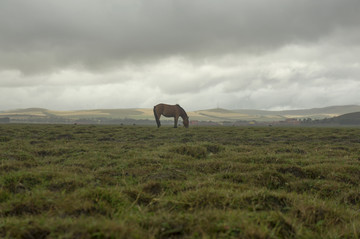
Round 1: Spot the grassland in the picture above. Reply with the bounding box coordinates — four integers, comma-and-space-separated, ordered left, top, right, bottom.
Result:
0, 124, 360, 238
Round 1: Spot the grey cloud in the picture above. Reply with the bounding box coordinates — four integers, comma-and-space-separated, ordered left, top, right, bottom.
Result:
1, 0, 359, 74
1, 0, 360, 111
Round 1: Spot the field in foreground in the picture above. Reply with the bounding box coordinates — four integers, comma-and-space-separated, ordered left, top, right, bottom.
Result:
0, 125, 360, 238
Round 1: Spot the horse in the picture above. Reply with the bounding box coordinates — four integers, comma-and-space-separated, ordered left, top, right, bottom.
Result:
153, 103, 189, 128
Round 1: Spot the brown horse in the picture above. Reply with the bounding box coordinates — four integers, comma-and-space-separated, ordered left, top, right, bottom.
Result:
153, 103, 189, 128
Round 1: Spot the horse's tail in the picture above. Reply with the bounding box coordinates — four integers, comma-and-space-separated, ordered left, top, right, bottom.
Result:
153, 106, 161, 128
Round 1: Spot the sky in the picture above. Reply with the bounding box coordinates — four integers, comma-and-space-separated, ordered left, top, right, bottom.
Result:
0, 0, 360, 111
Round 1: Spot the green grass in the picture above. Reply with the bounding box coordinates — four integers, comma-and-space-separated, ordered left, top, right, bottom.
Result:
1, 124, 360, 238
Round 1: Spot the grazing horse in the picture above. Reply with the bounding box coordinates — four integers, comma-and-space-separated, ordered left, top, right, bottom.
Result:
153, 103, 189, 128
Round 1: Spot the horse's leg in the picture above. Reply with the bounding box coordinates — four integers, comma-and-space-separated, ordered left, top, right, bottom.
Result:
174, 116, 178, 128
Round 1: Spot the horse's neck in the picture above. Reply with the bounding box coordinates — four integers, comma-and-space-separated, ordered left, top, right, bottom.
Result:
179, 111, 187, 119
176, 105, 187, 119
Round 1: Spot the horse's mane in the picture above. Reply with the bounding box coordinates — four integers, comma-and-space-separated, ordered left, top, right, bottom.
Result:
176, 104, 188, 117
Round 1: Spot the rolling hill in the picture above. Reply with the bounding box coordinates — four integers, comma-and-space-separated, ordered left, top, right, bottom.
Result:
1, 105, 360, 124
323, 111, 360, 125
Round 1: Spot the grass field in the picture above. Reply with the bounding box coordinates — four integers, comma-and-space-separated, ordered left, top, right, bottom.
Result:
1, 124, 360, 238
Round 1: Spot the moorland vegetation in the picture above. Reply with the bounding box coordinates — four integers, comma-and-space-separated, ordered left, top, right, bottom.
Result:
0, 124, 360, 238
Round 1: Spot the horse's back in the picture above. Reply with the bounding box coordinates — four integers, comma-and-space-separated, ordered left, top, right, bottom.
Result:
154, 103, 178, 117
154, 103, 166, 112
154, 103, 167, 109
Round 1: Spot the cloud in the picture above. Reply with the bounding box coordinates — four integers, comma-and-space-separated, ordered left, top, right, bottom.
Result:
0, 0, 359, 110
1, 40, 359, 111
1, 0, 359, 74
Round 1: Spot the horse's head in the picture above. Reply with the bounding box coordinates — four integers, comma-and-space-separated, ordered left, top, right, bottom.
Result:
183, 117, 189, 128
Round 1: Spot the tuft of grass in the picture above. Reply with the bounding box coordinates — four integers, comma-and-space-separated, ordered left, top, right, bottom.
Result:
171, 145, 208, 159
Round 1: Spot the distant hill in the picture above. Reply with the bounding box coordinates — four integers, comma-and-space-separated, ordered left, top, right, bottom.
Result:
0, 108, 151, 119
1, 105, 360, 124
232, 105, 360, 119
324, 111, 360, 125
191, 105, 360, 122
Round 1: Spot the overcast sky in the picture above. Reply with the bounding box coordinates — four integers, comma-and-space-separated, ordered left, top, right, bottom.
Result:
0, 0, 359, 111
